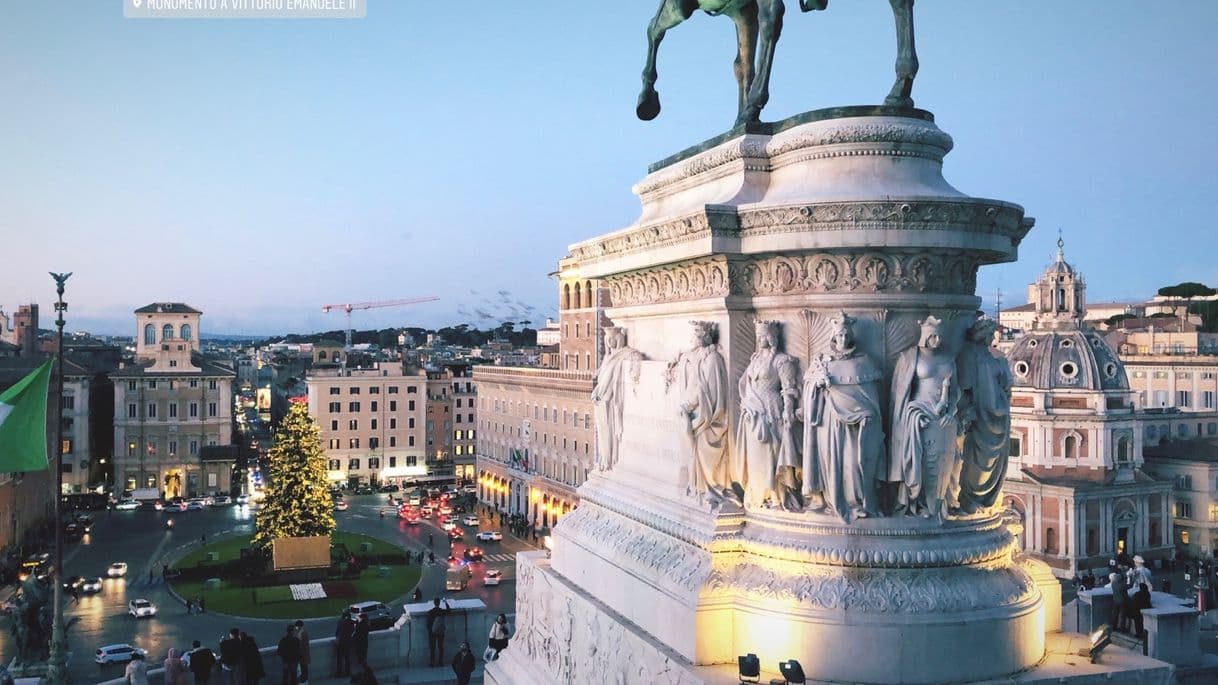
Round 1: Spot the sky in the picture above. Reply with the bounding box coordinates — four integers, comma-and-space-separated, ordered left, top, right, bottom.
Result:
1, 2, 1215, 336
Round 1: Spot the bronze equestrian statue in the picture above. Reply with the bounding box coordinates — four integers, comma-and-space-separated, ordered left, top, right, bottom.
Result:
637, 0, 919, 126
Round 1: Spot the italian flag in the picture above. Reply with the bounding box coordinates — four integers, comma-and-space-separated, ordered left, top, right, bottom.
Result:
0, 360, 52, 472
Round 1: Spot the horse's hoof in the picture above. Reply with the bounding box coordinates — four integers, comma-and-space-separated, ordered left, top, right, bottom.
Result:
636, 91, 661, 121
884, 94, 914, 109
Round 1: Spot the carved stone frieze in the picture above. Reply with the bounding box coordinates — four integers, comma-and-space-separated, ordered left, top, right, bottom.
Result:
706, 560, 1036, 614
728, 251, 981, 297
634, 138, 769, 196
557, 503, 712, 594
570, 209, 739, 262
767, 120, 954, 159
607, 258, 729, 307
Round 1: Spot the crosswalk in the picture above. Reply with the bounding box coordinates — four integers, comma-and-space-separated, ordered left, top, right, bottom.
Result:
483, 553, 515, 563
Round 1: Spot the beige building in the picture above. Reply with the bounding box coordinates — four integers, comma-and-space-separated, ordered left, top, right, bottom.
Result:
1002, 247, 1173, 578
475, 260, 603, 529
1142, 439, 1218, 558
112, 303, 235, 497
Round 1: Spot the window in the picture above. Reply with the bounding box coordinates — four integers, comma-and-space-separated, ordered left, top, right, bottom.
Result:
409, 418, 416, 429
331, 420, 339, 431
408, 400, 416, 411
147, 403, 157, 419
1179, 424, 1189, 437
389, 456, 397, 467
190, 402, 199, 418
169, 403, 178, 418
147, 380, 157, 390
370, 401, 378, 412
1175, 500, 1193, 519
407, 386, 418, 393
189, 440, 198, 456
180, 323, 191, 340
369, 457, 380, 469
1178, 390, 1192, 408
388, 386, 399, 394
389, 401, 397, 412
349, 419, 359, 430
349, 387, 361, 395
329, 439, 340, 450
349, 402, 360, 412
189, 379, 198, 388
369, 438, 380, 449
456, 414, 462, 424
143, 324, 155, 345
61, 395, 75, 411
406, 455, 417, 466
127, 380, 137, 391
1063, 434, 1078, 459
329, 402, 341, 413
1205, 392, 1215, 409
208, 379, 218, 390
208, 402, 217, 417
370, 418, 378, 430
409, 436, 416, 447
330, 387, 341, 395
169, 360, 178, 368
162, 324, 173, 340
389, 437, 396, 447
389, 418, 397, 429
349, 458, 361, 470
368, 386, 380, 395
349, 438, 360, 449
127, 403, 137, 418
1175, 475, 1193, 490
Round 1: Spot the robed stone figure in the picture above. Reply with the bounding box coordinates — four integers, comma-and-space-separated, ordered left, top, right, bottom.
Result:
669, 321, 731, 502
591, 326, 643, 473
802, 312, 885, 522
888, 315, 959, 519
956, 316, 1012, 513
735, 321, 801, 510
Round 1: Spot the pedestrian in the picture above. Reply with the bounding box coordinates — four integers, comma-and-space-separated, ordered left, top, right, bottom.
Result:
124, 652, 149, 685
69, 585, 79, 604
163, 647, 189, 685
201, 533, 207, 544
186, 598, 195, 615
161, 564, 167, 580
219, 628, 244, 685
240, 630, 265, 685
294, 619, 311, 683
426, 597, 450, 667
198, 595, 206, 614
276, 624, 301, 685
1108, 566, 1129, 633
428, 533, 434, 547
334, 611, 355, 678
1161, 578, 1173, 593
189, 640, 216, 685
487, 612, 512, 660
148, 568, 154, 584
451, 642, 476, 685
354, 614, 371, 669
1132, 582, 1152, 642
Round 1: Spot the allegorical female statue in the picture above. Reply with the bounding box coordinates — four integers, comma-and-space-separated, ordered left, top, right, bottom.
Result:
801, 312, 885, 522
888, 315, 960, 519
735, 320, 801, 510
670, 321, 731, 502
955, 315, 1013, 513
591, 326, 643, 473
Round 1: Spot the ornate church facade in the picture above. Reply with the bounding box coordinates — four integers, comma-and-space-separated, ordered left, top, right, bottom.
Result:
1003, 243, 1174, 578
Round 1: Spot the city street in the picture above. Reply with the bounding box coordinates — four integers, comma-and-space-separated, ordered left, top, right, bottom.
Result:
0, 492, 527, 683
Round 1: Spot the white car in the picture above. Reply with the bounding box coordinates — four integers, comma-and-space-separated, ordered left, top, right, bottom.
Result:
476, 530, 503, 542
107, 562, 128, 578
186, 499, 206, 511
461, 515, 480, 527
81, 577, 103, 593
114, 499, 139, 511
181, 648, 218, 670
212, 495, 232, 506
483, 569, 503, 587
128, 598, 157, 618
95, 643, 146, 665
334, 500, 349, 511
236, 493, 251, 505
441, 519, 458, 531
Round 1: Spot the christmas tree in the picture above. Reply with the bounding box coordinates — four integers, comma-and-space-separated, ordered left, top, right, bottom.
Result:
253, 401, 335, 547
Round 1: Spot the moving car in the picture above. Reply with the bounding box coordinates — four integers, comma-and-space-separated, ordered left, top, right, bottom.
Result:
107, 562, 128, 578
212, 495, 232, 506
461, 515, 479, 527
334, 499, 349, 511
114, 499, 139, 510
441, 518, 458, 531
355, 485, 374, 495
236, 493, 251, 505
447, 527, 464, 540
347, 601, 394, 630
483, 569, 503, 587
186, 499, 206, 511
463, 547, 484, 562
95, 644, 147, 665
439, 506, 453, 516
476, 530, 503, 542
446, 565, 471, 591
81, 577, 103, 593
128, 598, 157, 618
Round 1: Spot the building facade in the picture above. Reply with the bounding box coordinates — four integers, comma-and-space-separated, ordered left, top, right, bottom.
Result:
111, 303, 235, 497
1142, 439, 1218, 558
1003, 244, 1173, 577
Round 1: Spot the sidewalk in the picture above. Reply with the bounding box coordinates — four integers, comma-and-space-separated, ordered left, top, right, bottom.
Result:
308, 663, 484, 685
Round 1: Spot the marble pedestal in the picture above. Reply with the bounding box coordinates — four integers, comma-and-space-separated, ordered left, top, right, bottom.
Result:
487, 108, 1166, 684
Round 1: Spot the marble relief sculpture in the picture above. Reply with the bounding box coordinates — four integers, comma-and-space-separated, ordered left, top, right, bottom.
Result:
955, 315, 1013, 513
888, 316, 960, 519
591, 326, 644, 473
801, 312, 886, 522
735, 321, 802, 510
669, 321, 732, 502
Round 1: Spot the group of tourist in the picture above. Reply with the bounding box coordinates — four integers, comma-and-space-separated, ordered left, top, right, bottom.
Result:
333, 611, 373, 681
1105, 555, 1154, 639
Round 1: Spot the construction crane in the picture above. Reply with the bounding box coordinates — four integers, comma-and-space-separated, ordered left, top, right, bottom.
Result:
321, 296, 440, 374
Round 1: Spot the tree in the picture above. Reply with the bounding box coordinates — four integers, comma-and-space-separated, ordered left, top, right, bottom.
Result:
253, 401, 335, 547
1157, 282, 1216, 318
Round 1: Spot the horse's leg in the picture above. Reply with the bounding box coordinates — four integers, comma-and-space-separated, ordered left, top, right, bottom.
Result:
740, 0, 783, 125
731, 4, 759, 124
884, 0, 918, 107
638, 0, 696, 121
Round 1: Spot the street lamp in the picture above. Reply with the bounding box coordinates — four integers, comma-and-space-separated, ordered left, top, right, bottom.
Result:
45, 271, 71, 685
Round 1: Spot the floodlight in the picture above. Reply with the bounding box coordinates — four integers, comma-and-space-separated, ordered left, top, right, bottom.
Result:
779, 659, 806, 684
737, 653, 760, 683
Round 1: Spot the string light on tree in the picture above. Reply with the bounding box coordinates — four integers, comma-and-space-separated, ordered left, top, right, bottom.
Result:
253, 401, 335, 547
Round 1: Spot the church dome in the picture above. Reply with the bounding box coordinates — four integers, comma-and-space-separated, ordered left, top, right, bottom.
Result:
1007, 328, 1128, 391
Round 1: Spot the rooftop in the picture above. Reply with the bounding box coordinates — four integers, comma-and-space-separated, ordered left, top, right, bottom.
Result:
134, 303, 201, 315
1144, 438, 1218, 463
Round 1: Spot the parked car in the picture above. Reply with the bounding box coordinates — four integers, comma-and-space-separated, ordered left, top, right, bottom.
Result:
355, 486, 374, 496
483, 569, 503, 587
81, 577, 103, 593
347, 601, 394, 630
107, 562, 128, 578
212, 495, 232, 506
95, 644, 147, 665
334, 499, 349, 511
128, 598, 157, 618
476, 531, 503, 542
461, 515, 479, 527
463, 547, 484, 562
1, 597, 18, 614
114, 499, 139, 510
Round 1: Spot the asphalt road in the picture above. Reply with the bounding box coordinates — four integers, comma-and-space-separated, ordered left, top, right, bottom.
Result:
0, 492, 527, 683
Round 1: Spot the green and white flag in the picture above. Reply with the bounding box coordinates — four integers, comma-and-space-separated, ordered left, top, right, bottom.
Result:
0, 360, 52, 472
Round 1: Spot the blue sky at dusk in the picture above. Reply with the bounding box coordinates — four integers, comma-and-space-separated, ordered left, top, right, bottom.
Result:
2, 2, 1215, 335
